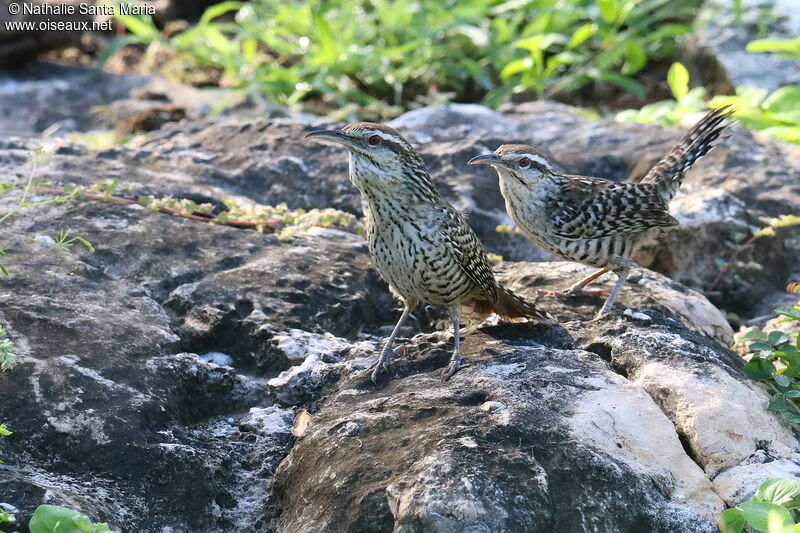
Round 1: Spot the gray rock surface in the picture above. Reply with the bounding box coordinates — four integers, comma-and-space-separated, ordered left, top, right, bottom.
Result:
689, 0, 800, 93
1, 71, 799, 531
0, 62, 299, 138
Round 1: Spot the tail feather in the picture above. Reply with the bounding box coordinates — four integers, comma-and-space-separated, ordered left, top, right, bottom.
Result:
641, 106, 734, 204
463, 286, 556, 325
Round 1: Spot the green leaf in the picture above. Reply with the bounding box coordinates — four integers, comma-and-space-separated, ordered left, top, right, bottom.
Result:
774, 374, 792, 388
718, 508, 744, 533
739, 501, 794, 532
784, 365, 800, 379
312, 14, 337, 65
777, 308, 800, 321
742, 330, 769, 341
746, 37, 800, 57
667, 62, 689, 101
30, 504, 117, 533
596, 0, 620, 24
0, 424, 11, 436
744, 358, 775, 380
753, 478, 799, 506
782, 412, 800, 424
597, 71, 646, 96
769, 331, 791, 347
750, 342, 774, 352
567, 23, 595, 50
768, 393, 787, 412
784, 494, 800, 509
198, 1, 242, 25
114, 13, 159, 41
499, 58, 533, 80
623, 40, 646, 75
777, 348, 800, 366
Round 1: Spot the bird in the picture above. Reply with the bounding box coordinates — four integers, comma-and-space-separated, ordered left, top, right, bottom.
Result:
306, 123, 555, 381
468, 107, 733, 318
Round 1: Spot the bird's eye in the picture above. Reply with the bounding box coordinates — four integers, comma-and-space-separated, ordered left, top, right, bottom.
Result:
368, 135, 381, 146
518, 157, 531, 168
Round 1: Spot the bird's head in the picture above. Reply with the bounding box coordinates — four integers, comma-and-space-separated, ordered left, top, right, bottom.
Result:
305, 122, 433, 195
468, 144, 556, 187
306, 122, 422, 172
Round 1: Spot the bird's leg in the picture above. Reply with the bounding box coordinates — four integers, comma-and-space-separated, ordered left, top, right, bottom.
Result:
535, 268, 610, 298
565, 268, 611, 296
368, 306, 411, 382
595, 271, 629, 319
441, 311, 463, 382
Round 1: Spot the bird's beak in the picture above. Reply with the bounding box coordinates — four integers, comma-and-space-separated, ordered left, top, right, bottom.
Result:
468, 153, 504, 166
305, 129, 348, 145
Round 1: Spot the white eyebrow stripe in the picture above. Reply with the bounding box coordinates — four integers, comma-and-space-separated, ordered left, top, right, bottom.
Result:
525, 154, 552, 168
376, 132, 403, 143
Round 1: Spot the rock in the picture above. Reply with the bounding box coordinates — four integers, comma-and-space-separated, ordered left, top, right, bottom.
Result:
713, 458, 800, 507
269, 320, 726, 533
688, 0, 800, 93
0, 62, 294, 138
496, 261, 735, 346
0, 2, 89, 67
2, 81, 799, 531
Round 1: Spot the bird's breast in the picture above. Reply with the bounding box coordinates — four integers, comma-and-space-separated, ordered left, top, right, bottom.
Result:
364, 204, 472, 305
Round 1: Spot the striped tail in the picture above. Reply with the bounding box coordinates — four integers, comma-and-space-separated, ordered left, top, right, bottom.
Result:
463, 286, 557, 325
641, 106, 733, 204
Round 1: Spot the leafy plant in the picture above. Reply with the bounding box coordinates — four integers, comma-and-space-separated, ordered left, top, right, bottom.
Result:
0, 325, 16, 372
706, 215, 800, 293
739, 297, 800, 425
617, 62, 800, 146
0, 504, 15, 533
0, 147, 93, 274
29, 505, 117, 533
0, 422, 10, 466
747, 37, 800, 59
719, 478, 800, 533
110, 0, 698, 119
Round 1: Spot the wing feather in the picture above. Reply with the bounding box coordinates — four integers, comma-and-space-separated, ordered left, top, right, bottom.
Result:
549, 177, 678, 240
440, 207, 500, 304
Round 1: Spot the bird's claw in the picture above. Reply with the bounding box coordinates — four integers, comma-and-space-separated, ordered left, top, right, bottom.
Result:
363, 355, 384, 380
592, 309, 612, 321
364, 357, 390, 382
440, 359, 469, 382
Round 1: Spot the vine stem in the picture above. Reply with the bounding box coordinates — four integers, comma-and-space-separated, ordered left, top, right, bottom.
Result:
0, 157, 41, 227
36, 188, 360, 235
705, 232, 762, 293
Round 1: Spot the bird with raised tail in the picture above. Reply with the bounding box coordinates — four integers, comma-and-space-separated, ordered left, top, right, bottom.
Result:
306, 123, 555, 381
469, 107, 733, 319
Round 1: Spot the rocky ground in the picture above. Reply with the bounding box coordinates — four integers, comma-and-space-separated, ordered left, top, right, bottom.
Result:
0, 56, 799, 532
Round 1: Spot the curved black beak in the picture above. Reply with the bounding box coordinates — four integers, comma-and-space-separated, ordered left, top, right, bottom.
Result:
305, 129, 346, 142
468, 153, 502, 166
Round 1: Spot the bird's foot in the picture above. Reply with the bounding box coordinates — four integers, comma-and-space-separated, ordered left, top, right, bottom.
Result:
535, 287, 609, 298
365, 350, 393, 382
592, 307, 615, 321
440, 358, 469, 382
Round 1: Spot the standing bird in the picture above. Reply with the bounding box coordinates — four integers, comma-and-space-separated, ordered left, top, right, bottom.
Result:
468, 107, 732, 318
306, 123, 555, 381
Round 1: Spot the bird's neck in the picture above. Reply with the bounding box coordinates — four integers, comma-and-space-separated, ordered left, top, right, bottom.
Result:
348, 155, 441, 209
